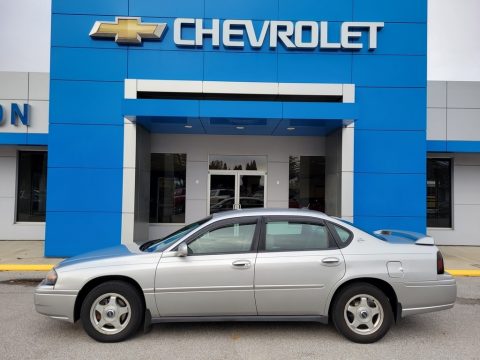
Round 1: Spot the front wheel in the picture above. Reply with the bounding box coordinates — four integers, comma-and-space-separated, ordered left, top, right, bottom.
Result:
332, 283, 393, 343
80, 281, 144, 342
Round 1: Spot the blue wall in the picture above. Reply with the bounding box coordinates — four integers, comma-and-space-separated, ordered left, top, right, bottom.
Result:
48, 0, 427, 256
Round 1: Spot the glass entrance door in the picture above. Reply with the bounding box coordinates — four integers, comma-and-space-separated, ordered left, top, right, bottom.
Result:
209, 171, 266, 214
209, 174, 236, 214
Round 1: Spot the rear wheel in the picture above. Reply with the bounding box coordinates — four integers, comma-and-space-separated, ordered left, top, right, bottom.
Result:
332, 283, 393, 343
80, 281, 144, 342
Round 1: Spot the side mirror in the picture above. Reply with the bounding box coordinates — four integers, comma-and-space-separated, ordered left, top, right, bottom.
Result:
177, 241, 188, 257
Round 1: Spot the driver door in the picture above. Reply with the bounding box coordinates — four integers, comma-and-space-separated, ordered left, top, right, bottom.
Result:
155, 217, 260, 316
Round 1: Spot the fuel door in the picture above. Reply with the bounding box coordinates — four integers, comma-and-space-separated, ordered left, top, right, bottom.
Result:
387, 261, 404, 278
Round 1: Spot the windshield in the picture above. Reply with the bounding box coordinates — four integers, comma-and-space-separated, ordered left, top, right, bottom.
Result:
140, 216, 212, 252
336, 218, 387, 241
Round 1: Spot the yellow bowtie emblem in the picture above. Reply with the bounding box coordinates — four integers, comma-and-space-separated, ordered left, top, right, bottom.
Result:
89, 17, 167, 44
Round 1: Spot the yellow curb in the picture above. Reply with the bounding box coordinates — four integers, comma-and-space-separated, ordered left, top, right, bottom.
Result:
0, 264, 55, 271
447, 269, 480, 277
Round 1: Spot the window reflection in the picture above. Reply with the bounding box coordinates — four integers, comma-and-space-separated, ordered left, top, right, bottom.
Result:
209, 155, 267, 171
289, 156, 325, 212
427, 158, 452, 228
17, 151, 47, 222
150, 154, 186, 223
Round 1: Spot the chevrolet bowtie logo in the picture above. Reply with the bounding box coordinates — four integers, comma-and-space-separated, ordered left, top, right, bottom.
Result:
89, 17, 167, 44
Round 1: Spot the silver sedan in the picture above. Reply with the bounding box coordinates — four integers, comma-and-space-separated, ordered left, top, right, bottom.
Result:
35, 209, 456, 343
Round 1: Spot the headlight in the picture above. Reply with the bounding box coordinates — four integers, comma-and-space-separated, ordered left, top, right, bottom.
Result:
44, 269, 58, 286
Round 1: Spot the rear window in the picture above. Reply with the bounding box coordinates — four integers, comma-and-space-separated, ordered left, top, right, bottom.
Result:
331, 223, 353, 245
336, 219, 385, 241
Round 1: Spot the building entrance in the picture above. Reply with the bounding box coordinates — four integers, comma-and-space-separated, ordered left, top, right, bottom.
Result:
208, 170, 266, 214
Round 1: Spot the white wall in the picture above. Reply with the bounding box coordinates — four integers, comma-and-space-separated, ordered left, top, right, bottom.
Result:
427, 81, 480, 142
0, 72, 49, 135
0, 0, 51, 72
148, 134, 326, 240
428, 0, 480, 81
0, 146, 46, 240
428, 154, 480, 246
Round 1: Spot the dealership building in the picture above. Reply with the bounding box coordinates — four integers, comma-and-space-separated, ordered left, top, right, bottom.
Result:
1, 0, 479, 256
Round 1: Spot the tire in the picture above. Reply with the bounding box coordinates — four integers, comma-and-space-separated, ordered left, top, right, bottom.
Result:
80, 281, 144, 342
331, 282, 393, 343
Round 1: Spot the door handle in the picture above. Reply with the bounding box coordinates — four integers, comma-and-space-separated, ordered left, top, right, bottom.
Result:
322, 257, 340, 265
232, 260, 251, 269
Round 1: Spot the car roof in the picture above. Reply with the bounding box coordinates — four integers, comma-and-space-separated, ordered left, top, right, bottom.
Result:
210, 208, 329, 221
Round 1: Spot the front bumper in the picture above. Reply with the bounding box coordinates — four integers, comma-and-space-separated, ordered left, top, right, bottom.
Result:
397, 274, 457, 317
34, 284, 77, 323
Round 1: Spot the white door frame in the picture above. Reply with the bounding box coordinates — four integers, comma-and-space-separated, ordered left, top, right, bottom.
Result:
207, 170, 267, 214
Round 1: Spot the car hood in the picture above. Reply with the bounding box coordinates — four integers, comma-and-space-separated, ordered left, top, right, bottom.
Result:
55, 244, 144, 269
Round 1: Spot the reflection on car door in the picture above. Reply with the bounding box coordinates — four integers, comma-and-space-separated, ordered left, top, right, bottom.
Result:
155, 217, 260, 316
254, 216, 346, 315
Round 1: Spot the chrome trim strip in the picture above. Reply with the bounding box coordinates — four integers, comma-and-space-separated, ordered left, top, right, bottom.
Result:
151, 315, 328, 324
404, 284, 456, 288
404, 279, 456, 288
255, 284, 325, 290
35, 289, 78, 296
156, 285, 253, 293
402, 303, 455, 313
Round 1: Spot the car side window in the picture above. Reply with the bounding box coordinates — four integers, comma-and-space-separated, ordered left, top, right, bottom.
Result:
330, 223, 353, 246
264, 221, 336, 252
187, 222, 256, 255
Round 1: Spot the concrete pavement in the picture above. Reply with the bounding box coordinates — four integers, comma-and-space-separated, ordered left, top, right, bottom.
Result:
0, 241, 63, 265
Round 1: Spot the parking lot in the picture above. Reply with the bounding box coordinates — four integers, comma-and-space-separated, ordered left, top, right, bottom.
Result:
1, 272, 479, 360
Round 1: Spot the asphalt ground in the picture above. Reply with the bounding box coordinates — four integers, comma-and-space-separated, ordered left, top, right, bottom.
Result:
0, 272, 479, 360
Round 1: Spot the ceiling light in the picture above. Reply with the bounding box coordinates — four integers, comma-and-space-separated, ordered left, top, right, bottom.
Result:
287, 127, 295, 131
236, 126, 245, 130
184, 125, 193, 129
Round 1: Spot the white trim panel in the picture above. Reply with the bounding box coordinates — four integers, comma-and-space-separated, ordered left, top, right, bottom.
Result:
203, 81, 278, 95
124, 79, 137, 99
121, 119, 136, 245
137, 79, 202, 94
341, 123, 354, 219
278, 83, 343, 96
130, 79, 354, 99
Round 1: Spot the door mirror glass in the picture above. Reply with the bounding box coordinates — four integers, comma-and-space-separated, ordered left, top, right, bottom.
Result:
177, 241, 188, 257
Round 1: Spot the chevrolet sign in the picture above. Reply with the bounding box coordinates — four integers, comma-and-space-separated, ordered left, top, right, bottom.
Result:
174, 19, 384, 50
90, 17, 384, 50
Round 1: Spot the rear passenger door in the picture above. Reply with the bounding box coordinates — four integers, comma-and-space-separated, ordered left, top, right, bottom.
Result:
254, 216, 346, 316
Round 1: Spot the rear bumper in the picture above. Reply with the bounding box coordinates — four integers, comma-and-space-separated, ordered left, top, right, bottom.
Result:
34, 285, 77, 323
397, 275, 457, 317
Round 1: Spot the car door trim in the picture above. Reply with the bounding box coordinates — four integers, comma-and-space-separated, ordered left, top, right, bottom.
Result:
255, 284, 325, 290
151, 315, 329, 324
156, 285, 254, 293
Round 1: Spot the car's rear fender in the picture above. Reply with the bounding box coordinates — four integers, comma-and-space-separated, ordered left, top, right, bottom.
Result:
325, 276, 400, 322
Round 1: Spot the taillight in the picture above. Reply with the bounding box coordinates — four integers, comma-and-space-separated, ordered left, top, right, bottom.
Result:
437, 251, 444, 274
